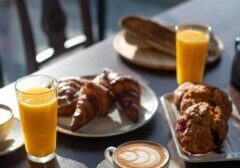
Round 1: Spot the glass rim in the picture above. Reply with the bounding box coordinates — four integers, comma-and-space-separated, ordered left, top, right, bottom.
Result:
15, 74, 58, 95
175, 23, 212, 34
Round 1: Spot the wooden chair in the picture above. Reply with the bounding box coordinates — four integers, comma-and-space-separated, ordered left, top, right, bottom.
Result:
15, 0, 94, 73
0, 54, 3, 87
97, 0, 106, 41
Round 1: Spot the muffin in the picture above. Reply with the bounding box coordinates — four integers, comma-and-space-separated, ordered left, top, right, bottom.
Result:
180, 84, 232, 120
173, 82, 195, 108
176, 102, 228, 154
174, 83, 231, 154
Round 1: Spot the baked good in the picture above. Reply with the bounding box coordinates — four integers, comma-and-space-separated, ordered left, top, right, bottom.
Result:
70, 81, 115, 131
92, 70, 112, 90
176, 102, 228, 154
121, 16, 175, 57
180, 84, 232, 120
173, 82, 195, 108
174, 83, 232, 154
102, 69, 141, 122
123, 30, 154, 50
58, 69, 141, 131
57, 77, 88, 116
110, 76, 141, 122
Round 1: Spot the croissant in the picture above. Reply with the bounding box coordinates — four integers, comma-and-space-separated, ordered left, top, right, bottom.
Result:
58, 69, 141, 131
70, 81, 115, 131
103, 69, 141, 122
57, 77, 87, 116
92, 71, 112, 89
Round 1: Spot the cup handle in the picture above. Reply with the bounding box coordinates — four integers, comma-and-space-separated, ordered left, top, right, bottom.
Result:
104, 146, 116, 164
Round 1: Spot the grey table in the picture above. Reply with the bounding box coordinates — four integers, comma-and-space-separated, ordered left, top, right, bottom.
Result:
0, 0, 240, 167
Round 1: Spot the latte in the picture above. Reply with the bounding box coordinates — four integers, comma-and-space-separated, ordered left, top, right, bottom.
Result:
113, 141, 169, 168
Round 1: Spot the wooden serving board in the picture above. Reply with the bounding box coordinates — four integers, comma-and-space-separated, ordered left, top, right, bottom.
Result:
113, 31, 224, 70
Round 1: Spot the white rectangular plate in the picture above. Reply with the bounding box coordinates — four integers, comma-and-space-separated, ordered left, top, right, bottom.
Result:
160, 93, 240, 163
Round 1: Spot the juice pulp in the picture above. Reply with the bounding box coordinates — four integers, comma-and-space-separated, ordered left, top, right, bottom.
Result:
18, 87, 57, 157
176, 29, 209, 84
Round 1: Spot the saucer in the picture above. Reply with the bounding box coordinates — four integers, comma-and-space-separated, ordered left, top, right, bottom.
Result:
0, 118, 24, 156
97, 159, 180, 168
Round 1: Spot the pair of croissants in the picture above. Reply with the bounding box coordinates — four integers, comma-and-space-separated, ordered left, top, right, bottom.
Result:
57, 69, 141, 131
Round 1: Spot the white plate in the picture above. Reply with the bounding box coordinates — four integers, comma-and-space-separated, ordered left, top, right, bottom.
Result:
97, 159, 180, 168
0, 118, 24, 156
57, 82, 158, 137
161, 93, 240, 162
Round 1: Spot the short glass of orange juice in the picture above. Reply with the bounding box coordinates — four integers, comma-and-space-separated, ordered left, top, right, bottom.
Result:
15, 75, 58, 163
175, 24, 211, 84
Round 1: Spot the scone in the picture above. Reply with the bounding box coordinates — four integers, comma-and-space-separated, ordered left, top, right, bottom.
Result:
180, 84, 232, 120
176, 102, 228, 154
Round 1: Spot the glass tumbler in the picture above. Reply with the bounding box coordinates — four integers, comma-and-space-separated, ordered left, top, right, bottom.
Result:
175, 24, 211, 84
15, 75, 58, 163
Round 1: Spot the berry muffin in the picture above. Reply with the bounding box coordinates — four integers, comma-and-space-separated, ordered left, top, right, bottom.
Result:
176, 102, 228, 154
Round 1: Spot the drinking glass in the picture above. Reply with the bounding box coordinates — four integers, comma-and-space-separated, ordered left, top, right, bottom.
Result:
175, 24, 211, 84
15, 75, 58, 163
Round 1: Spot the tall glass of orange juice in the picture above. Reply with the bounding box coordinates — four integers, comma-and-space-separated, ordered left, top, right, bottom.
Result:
175, 24, 211, 84
15, 75, 57, 163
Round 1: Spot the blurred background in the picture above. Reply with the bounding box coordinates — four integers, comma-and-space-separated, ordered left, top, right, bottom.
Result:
0, 0, 186, 85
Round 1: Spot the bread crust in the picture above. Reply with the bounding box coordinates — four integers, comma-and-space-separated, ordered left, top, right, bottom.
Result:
121, 16, 176, 56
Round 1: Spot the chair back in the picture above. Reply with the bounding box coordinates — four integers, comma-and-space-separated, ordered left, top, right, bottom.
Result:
15, 0, 93, 73
0, 55, 3, 87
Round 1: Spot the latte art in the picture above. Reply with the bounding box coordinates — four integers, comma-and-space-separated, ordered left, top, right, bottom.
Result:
114, 142, 169, 168
118, 146, 161, 167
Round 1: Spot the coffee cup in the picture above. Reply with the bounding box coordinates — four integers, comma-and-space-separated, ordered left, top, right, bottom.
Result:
0, 104, 14, 140
104, 140, 169, 168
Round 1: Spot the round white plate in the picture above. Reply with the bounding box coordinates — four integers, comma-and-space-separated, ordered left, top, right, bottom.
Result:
97, 159, 180, 168
0, 118, 24, 156
57, 82, 158, 137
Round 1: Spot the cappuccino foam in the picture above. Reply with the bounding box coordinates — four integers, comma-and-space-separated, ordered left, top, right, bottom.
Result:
114, 141, 168, 168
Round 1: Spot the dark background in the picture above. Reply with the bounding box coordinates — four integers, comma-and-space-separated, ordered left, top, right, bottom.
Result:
0, 0, 186, 84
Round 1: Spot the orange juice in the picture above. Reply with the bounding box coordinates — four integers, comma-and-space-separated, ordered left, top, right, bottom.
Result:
176, 29, 209, 84
18, 87, 57, 157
